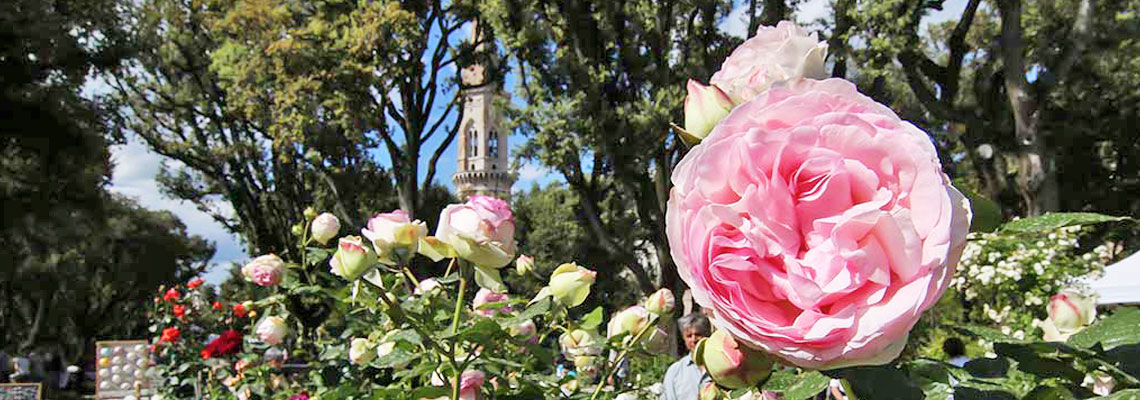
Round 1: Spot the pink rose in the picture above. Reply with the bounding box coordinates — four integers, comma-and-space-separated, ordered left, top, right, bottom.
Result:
242, 254, 284, 287
666, 79, 971, 369
709, 21, 828, 104
256, 316, 287, 346
458, 370, 485, 400
361, 210, 428, 265
472, 288, 511, 317
436, 195, 517, 268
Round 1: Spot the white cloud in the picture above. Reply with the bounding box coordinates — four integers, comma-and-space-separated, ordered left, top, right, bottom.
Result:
797, 0, 831, 26
109, 138, 248, 284
719, 3, 749, 38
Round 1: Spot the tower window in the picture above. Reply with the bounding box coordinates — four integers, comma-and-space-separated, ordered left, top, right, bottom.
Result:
466, 126, 478, 157
487, 130, 499, 158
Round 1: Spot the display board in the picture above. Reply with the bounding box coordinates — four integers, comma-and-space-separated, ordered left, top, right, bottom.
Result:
94, 340, 153, 399
0, 383, 41, 400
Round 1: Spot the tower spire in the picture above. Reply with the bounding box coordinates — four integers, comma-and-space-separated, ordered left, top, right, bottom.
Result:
453, 20, 514, 200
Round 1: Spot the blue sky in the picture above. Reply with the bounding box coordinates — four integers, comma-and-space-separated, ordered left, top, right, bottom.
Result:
103, 0, 969, 284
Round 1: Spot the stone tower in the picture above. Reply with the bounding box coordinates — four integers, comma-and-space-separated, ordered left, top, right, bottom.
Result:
453, 21, 514, 200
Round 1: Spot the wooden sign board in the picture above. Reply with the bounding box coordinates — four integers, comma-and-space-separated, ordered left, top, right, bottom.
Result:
95, 340, 154, 399
0, 383, 41, 400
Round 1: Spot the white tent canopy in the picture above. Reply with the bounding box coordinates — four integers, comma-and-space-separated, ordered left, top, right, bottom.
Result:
1087, 250, 1140, 305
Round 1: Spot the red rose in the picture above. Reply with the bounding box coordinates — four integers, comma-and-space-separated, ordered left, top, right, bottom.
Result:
213, 301, 223, 311
160, 327, 181, 343
173, 305, 186, 318
163, 288, 181, 302
201, 330, 244, 359
232, 303, 248, 317
188, 277, 205, 289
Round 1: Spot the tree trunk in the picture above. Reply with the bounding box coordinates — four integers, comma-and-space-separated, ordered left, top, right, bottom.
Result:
760, 0, 789, 27
998, 0, 1059, 216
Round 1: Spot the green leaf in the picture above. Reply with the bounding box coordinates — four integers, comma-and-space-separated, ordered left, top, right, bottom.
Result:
961, 187, 1003, 233
409, 386, 451, 399
993, 342, 1083, 382
502, 297, 551, 329
1067, 308, 1140, 350
777, 371, 830, 400
473, 265, 507, 293
828, 365, 923, 400
386, 329, 423, 346
374, 347, 415, 369
1021, 385, 1075, 400
954, 325, 1027, 344
1000, 212, 1129, 233
306, 247, 333, 266
578, 306, 603, 330
451, 318, 504, 347
1102, 390, 1140, 399
963, 357, 1010, 378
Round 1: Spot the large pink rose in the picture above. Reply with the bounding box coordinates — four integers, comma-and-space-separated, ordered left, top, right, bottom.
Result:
709, 21, 828, 104
666, 79, 971, 369
436, 195, 517, 268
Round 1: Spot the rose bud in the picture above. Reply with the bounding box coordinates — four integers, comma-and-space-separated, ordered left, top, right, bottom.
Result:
472, 288, 512, 317
559, 329, 603, 357
310, 212, 341, 245
607, 306, 650, 339
700, 381, 725, 400
458, 370, 485, 400
303, 206, 317, 219
645, 288, 675, 315
693, 330, 774, 390
256, 316, 288, 346
232, 303, 249, 317
242, 254, 285, 287
548, 263, 597, 308
362, 210, 428, 265
436, 195, 517, 268
515, 254, 535, 277
213, 301, 223, 311
172, 305, 186, 318
329, 235, 378, 281
683, 80, 735, 143
1048, 289, 1097, 333
348, 338, 376, 365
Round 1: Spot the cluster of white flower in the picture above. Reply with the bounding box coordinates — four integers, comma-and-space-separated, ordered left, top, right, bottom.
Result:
951, 225, 1112, 333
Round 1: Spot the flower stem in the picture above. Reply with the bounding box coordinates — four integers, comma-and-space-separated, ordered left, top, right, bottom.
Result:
590, 315, 658, 400
450, 265, 467, 336
840, 378, 858, 400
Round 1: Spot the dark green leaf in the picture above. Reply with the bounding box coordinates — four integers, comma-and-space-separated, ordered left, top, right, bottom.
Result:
964, 357, 1010, 378
1068, 308, 1140, 350
306, 247, 333, 266
954, 387, 1019, 400
578, 306, 603, 330
451, 318, 504, 347
410, 386, 451, 399
1000, 212, 1129, 233
993, 342, 1083, 382
828, 365, 923, 400
961, 187, 1003, 232
1022, 385, 1074, 400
